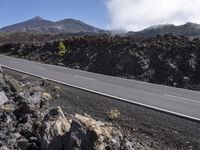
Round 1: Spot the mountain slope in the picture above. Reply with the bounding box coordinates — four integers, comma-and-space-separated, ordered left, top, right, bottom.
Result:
127, 22, 200, 38
52, 19, 101, 33
0, 16, 102, 33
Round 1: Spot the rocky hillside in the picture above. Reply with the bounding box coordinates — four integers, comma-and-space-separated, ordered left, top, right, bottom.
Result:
0, 32, 101, 44
0, 34, 200, 91
127, 22, 200, 38
0, 16, 102, 33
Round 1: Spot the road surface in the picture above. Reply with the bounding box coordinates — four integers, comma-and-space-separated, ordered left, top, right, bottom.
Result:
0, 55, 199, 121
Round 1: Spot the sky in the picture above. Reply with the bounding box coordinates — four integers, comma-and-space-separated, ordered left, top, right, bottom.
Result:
1, 0, 200, 31
0, 0, 108, 29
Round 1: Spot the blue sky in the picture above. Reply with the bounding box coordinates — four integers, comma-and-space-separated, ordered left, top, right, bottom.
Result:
0, 0, 108, 29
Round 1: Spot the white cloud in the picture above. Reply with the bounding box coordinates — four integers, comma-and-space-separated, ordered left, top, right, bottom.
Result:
106, 0, 200, 31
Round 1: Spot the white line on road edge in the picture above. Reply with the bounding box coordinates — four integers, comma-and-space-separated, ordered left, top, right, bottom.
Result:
164, 94, 200, 104
73, 75, 98, 81
1, 65, 200, 122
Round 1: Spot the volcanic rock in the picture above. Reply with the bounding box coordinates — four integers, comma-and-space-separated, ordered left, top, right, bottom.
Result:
0, 91, 9, 106
66, 114, 112, 150
38, 106, 70, 150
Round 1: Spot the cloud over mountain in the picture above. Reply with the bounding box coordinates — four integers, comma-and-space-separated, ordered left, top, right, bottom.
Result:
106, 0, 200, 31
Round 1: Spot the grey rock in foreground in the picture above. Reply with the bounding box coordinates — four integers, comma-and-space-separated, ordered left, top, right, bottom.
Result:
0, 91, 9, 106
39, 106, 71, 150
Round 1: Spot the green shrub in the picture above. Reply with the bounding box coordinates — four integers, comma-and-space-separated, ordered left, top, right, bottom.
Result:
58, 41, 67, 57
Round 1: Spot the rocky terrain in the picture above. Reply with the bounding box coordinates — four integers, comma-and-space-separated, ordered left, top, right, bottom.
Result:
0, 32, 102, 44
0, 68, 150, 150
0, 34, 200, 91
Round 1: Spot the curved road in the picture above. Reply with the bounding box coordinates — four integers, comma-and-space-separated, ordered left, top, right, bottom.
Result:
0, 55, 199, 121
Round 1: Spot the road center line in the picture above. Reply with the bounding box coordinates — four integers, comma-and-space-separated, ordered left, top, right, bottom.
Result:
164, 94, 200, 104
73, 75, 98, 81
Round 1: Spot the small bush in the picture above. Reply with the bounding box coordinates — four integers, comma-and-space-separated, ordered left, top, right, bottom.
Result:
107, 108, 121, 120
58, 41, 67, 57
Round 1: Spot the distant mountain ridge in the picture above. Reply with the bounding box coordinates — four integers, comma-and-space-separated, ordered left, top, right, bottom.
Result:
1, 17, 200, 38
127, 22, 200, 38
0, 16, 103, 33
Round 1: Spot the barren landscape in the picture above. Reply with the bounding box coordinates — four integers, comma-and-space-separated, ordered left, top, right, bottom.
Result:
0, 34, 200, 91
1, 0, 200, 149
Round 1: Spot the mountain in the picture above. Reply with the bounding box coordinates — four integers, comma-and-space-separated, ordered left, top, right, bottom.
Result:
0, 16, 102, 33
2, 17, 200, 38
127, 22, 200, 38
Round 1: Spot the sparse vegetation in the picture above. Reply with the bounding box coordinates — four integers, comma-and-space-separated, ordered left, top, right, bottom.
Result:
58, 40, 67, 57
107, 108, 121, 120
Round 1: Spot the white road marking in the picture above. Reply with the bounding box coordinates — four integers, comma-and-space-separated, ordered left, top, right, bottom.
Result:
73, 75, 98, 81
164, 94, 200, 104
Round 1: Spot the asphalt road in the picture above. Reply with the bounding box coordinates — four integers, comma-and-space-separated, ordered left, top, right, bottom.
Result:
0, 55, 199, 121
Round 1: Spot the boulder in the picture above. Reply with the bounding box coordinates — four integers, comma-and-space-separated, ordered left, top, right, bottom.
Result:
17, 138, 30, 150
0, 91, 9, 106
39, 106, 70, 150
66, 114, 112, 150
0, 104, 15, 112
0, 146, 9, 150
4, 75, 21, 94
124, 142, 135, 150
42, 92, 52, 101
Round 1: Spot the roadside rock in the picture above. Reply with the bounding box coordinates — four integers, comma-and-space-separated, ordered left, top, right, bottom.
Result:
0, 146, 9, 150
124, 141, 135, 150
17, 138, 30, 150
0, 103, 15, 112
53, 85, 61, 92
39, 106, 71, 150
42, 92, 52, 101
4, 74, 22, 94
66, 114, 112, 150
0, 91, 9, 106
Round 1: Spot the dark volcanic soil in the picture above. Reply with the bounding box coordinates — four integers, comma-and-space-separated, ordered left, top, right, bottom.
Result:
0, 34, 200, 91
3, 67, 200, 150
